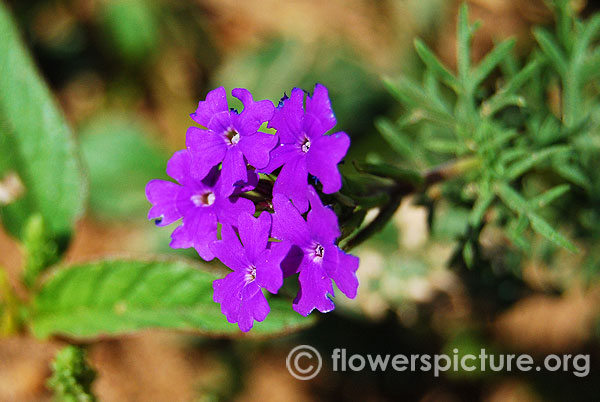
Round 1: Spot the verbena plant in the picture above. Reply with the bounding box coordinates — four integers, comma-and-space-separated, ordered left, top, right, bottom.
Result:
0, 1, 598, 398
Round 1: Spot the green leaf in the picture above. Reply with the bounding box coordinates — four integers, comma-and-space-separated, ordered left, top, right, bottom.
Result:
468, 191, 495, 227
22, 214, 59, 288
572, 14, 600, 65
528, 212, 578, 252
481, 58, 542, 116
495, 182, 531, 215
414, 39, 460, 92
99, 0, 159, 63
374, 117, 415, 159
79, 114, 168, 220
383, 77, 455, 127
505, 145, 570, 180
471, 38, 516, 88
580, 48, 600, 81
457, 3, 473, 82
529, 184, 570, 209
354, 162, 424, 187
48, 346, 96, 402
0, 4, 86, 243
495, 183, 577, 252
507, 216, 530, 250
533, 28, 568, 76
552, 162, 591, 189
423, 138, 464, 154
29, 259, 313, 339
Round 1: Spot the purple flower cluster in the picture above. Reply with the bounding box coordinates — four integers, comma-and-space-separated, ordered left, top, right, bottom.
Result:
146, 84, 359, 331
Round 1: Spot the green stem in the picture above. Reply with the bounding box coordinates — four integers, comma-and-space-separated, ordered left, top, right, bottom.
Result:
0, 266, 21, 336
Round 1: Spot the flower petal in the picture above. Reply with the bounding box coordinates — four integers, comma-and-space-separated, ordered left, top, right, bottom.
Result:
237, 289, 270, 332
302, 111, 326, 139
238, 212, 271, 264
186, 127, 227, 180
170, 209, 217, 261
259, 142, 299, 174
146, 180, 182, 226
207, 110, 234, 135
268, 88, 305, 143
215, 194, 255, 226
213, 274, 270, 332
213, 271, 245, 322
190, 86, 229, 128
238, 132, 278, 169
210, 223, 249, 272
306, 131, 349, 194
232, 88, 275, 135
305, 83, 336, 133
273, 154, 309, 213
165, 150, 193, 186
293, 262, 335, 316
328, 247, 359, 299
280, 244, 304, 277
219, 146, 248, 196
307, 186, 340, 244
255, 240, 289, 294
272, 194, 311, 246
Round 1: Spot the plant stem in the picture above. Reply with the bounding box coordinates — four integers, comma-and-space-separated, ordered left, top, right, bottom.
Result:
341, 156, 479, 251
0, 266, 20, 336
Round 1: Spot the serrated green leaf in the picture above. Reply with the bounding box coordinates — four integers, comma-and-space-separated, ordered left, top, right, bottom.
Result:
29, 259, 314, 339
0, 4, 86, 243
414, 39, 460, 92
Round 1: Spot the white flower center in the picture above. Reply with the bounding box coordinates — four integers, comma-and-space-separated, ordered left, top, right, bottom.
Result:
313, 243, 324, 259
301, 137, 311, 153
244, 265, 257, 283
191, 191, 215, 207
225, 128, 240, 145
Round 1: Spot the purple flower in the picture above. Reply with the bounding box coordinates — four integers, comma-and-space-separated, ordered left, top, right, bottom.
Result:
145, 149, 255, 261
261, 84, 350, 212
272, 186, 359, 316
211, 212, 290, 332
187, 87, 278, 195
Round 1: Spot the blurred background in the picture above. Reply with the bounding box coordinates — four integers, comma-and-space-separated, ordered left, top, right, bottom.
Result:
1, 0, 599, 400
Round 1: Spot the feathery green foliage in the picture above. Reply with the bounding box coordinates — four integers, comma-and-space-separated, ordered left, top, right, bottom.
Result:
379, 1, 600, 262
48, 346, 97, 402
